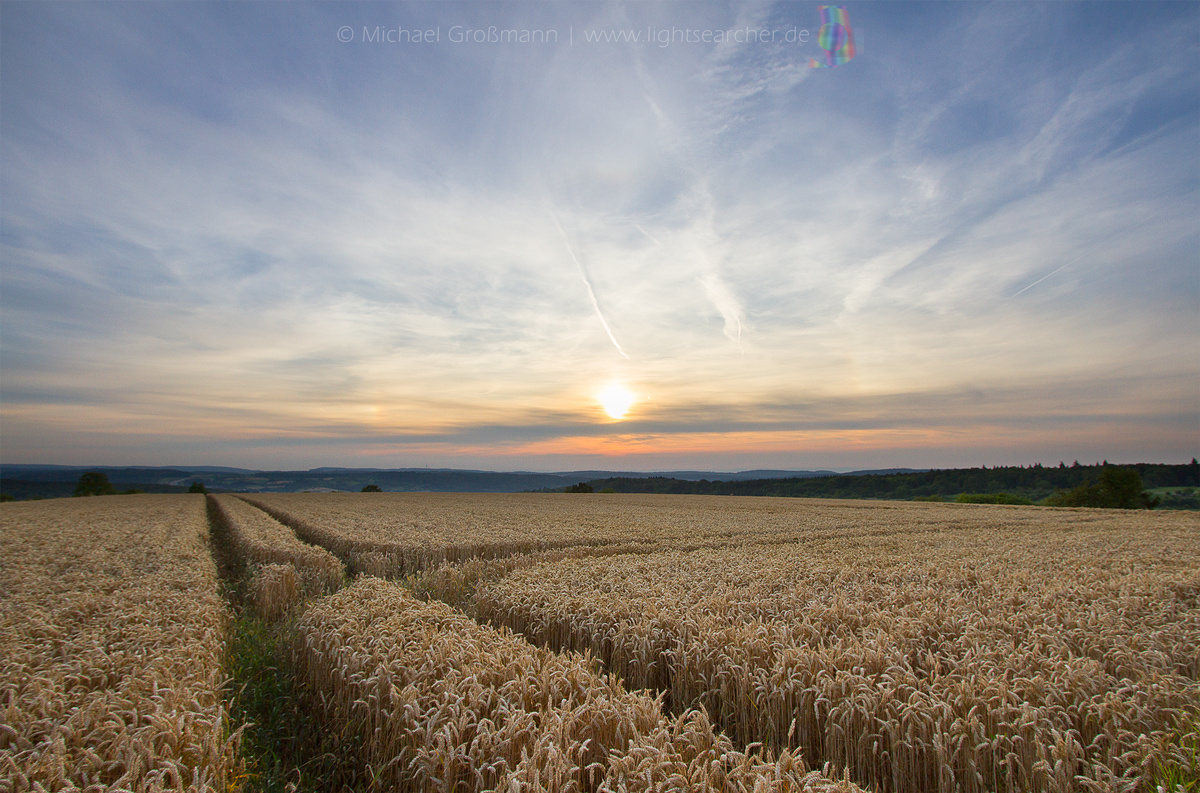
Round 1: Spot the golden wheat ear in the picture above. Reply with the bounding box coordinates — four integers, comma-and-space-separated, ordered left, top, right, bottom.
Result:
1, 494, 241, 791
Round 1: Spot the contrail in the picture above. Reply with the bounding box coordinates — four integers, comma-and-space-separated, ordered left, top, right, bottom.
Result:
633, 223, 663, 246
1011, 254, 1084, 297
553, 215, 631, 360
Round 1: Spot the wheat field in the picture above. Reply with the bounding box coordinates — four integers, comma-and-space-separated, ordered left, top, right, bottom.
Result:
292, 576, 864, 792
1, 491, 1195, 793
236, 493, 1199, 792
238, 492, 656, 577
237, 492, 1148, 578
459, 504, 1200, 793
208, 494, 344, 617
0, 495, 239, 793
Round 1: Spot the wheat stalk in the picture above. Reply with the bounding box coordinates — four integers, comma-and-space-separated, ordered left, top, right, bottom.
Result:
291, 577, 866, 792
209, 494, 344, 617
0, 494, 240, 792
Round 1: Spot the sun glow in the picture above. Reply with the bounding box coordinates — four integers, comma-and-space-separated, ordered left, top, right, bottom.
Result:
598, 384, 635, 420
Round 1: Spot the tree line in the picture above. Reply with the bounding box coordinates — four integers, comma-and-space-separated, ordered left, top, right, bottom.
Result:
567, 460, 1199, 509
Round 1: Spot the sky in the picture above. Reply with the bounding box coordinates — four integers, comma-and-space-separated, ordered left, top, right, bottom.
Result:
1, 1, 1197, 472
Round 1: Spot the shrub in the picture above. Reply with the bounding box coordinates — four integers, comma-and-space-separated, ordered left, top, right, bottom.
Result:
360, 484, 382, 492
187, 481, 207, 494
955, 492, 1033, 505
73, 471, 116, 497
1160, 489, 1200, 510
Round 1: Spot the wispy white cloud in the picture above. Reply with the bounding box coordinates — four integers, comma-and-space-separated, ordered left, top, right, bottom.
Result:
1, 1, 1196, 468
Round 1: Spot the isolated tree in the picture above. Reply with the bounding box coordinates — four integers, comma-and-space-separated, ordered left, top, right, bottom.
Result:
565, 482, 593, 493
74, 472, 116, 497
1098, 467, 1159, 508
1043, 467, 1158, 509
361, 484, 383, 492
188, 481, 207, 494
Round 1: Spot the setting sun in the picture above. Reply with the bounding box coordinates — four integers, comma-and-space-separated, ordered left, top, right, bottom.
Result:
598, 385, 635, 420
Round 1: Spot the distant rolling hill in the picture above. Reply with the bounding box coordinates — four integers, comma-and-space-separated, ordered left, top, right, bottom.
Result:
0, 464, 924, 499
8, 463, 1190, 505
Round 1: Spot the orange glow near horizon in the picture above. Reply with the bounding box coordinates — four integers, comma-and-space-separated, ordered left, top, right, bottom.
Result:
510, 428, 967, 458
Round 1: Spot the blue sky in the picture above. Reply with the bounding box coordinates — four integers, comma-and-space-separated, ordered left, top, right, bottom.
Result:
2, 1, 1197, 471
